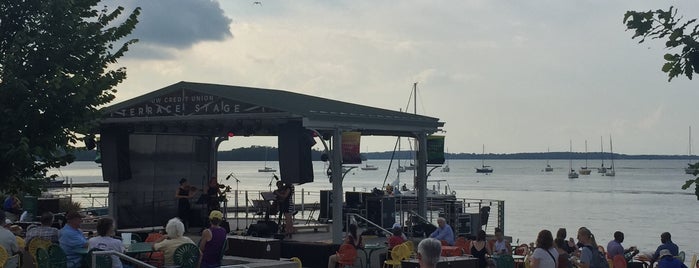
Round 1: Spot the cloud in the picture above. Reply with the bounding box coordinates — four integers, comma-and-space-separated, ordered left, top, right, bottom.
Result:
114, 0, 232, 52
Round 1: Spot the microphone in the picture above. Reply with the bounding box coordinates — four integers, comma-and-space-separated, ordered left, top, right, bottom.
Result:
273, 174, 280, 181
225, 172, 234, 180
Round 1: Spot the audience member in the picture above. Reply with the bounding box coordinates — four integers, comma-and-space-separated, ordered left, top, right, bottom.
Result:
388, 225, 406, 249
531, 229, 559, 268
576, 227, 604, 268
471, 230, 492, 268
328, 223, 363, 268
607, 231, 638, 261
493, 227, 511, 255
656, 249, 687, 268
199, 210, 227, 268
153, 217, 195, 267
59, 211, 88, 268
418, 238, 442, 268
26, 211, 60, 245
554, 233, 573, 268
652, 232, 678, 261
88, 218, 125, 268
429, 217, 454, 246
0, 212, 19, 255
3, 195, 22, 222
555, 228, 577, 254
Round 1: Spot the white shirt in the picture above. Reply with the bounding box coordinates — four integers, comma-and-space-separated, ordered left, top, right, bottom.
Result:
532, 247, 559, 268
88, 236, 126, 268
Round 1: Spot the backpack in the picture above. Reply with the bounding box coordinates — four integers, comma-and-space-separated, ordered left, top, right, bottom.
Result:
584, 245, 609, 268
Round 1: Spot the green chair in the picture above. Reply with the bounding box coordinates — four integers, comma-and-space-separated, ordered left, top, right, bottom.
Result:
36, 248, 50, 268
495, 254, 515, 268
87, 248, 112, 268
47, 245, 67, 268
218, 238, 229, 265
173, 243, 200, 268
677, 251, 686, 262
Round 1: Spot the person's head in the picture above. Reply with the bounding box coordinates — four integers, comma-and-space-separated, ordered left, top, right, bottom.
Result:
96, 218, 115, 237
276, 181, 284, 188
495, 227, 504, 241
348, 223, 358, 238
556, 228, 567, 240
536, 229, 554, 249
660, 232, 671, 243
40, 212, 54, 226
418, 238, 442, 268
65, 211, 84, 228
165, 217, 185, 239
437, 217, 446, 228
209, 210, 223, 226
477, 229, 486, 241
179, 178, 188, 186
614, 231, 624, 243
577, 227, 598, 247
392, 227, 403, 237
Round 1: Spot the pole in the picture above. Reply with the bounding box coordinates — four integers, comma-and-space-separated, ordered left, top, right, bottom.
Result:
417, 132, 428, 218
331, 128, 344, 244
235, 180, 239, 230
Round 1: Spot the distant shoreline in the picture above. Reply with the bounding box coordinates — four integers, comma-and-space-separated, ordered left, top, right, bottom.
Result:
72, 146, 699, 161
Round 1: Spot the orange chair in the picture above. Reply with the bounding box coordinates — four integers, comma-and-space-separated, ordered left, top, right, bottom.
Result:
488, 239, 497, 253
515, 244, 529, 255
613, 255, 627, 268
143, 233, 165, 266
455, 237, 469, 255
336, 244, 359, 268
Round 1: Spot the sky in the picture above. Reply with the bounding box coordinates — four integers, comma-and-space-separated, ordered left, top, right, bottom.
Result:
104, 0, 699, 155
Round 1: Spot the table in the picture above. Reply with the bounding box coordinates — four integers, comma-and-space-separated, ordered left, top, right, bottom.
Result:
76, 242, 154, 255
361, 243, 386, 268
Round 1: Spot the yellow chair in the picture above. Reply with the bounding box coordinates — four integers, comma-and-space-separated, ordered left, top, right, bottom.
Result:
383, 243, 410, 268
607, 258, 614, 268
403, 241, 416, 258
523, 255, 531, 268
689, 254, 697, 268
28, 238, 52, 266
290, 257, 303, 268
0, 246, 8, 267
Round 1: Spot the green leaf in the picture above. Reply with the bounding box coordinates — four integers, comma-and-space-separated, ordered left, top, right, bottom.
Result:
681, 178, 696, 190
662, 62, 673, 72
664, 53, 675, 61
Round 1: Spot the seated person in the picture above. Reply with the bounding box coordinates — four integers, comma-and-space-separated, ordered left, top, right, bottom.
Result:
492, 227, 511, 255
606, 231, 638, 261
153, 217, 195, 267
0, 213, 20, 255
26, 212, 60, 245
657, 249, 687, 268
429, 217, 455, 246
3, 195, 22, 222
328, 223, 363, 268
652, 232, 679, 261
418, 238, 442, 268
59, 211, 88, 268
88, 218, 125, 268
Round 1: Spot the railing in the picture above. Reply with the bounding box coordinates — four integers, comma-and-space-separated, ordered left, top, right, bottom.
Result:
90, 250, 156, 268
346, 213, 392, 237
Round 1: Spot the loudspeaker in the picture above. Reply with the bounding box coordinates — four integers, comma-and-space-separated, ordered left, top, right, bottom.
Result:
345, 192, 363, 209
365, 197, 395, 229
456, 213, 481, 236
247, 221, 278, 237
278, 121, 314, 184
319, 190, 333, 220
100, 127, 131, 181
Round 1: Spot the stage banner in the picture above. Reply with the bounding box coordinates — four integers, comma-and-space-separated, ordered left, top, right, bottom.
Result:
342, 132, 362, 164
427, 135, 445, 164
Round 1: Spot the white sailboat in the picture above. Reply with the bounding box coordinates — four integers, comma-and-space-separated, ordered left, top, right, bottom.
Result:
685, 126, 697, 174
544, 147, 554, 172
258, 147, 277, 172
475, 144, 493, 173
568, 140, 579, 179
597, 136, 607, 173
604, 135, 616, 177
360, 146, 379, 171
579, 140, 592, 175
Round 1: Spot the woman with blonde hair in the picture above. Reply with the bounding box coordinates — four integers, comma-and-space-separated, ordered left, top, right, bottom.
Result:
576, 227, 606, 268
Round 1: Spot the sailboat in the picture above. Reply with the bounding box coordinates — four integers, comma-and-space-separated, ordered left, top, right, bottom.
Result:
597, 136, 607, 173
568, 140, 579, 179
684, 126, 697, 174
544, 147, 554, 172
441, 148, 450, 172
475, 144, 493, 173
604, 135, 616, 177
361, 147, 379, 171
579, 140, 592, 175
258, 147, 277, 172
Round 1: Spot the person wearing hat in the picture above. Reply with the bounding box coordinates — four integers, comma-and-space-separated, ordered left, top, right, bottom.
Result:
656, 249, 687, 268
59, 211, 88, 268
26, 211, 59, 246
199, 210, 227, 268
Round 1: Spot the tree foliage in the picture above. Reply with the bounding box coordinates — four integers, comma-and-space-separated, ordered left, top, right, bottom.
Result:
0, 0, 140, 195
624, 6, 699, 81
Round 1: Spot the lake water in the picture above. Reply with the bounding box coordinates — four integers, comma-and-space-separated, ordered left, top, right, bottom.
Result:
52, 159, 699, 259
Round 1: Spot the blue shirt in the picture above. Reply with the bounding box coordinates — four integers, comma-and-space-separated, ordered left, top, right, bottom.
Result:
657, 256, 688, 268
59, 225, 87, 268
653, 242, 679, 260
607, 240, 624, 258
429, 224, 455, 245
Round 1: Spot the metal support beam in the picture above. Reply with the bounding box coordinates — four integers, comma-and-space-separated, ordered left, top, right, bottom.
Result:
417, 133, 428, 218
331, 129, 344, 244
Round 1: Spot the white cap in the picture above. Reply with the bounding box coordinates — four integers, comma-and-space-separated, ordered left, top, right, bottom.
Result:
392, 223, 401, 229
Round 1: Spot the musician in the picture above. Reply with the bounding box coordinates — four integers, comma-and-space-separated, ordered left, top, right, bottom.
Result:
206, 177, 222, 212
175, 178, 197, 229
273, 181, 295, 237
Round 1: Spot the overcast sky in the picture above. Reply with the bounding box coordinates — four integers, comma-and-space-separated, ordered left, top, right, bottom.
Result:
108, 0, 699, 155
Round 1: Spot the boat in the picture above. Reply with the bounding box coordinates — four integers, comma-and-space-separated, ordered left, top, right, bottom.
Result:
476, 144, 493, 173
258, 147, 277, 172
361, 164, 379, 171
579, 140, 592, 175
604, 135, 616, 177
568, 140, 579, 179
685, 126, 698, 174
544, 147, 553, 172
597, 136, 607, 173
